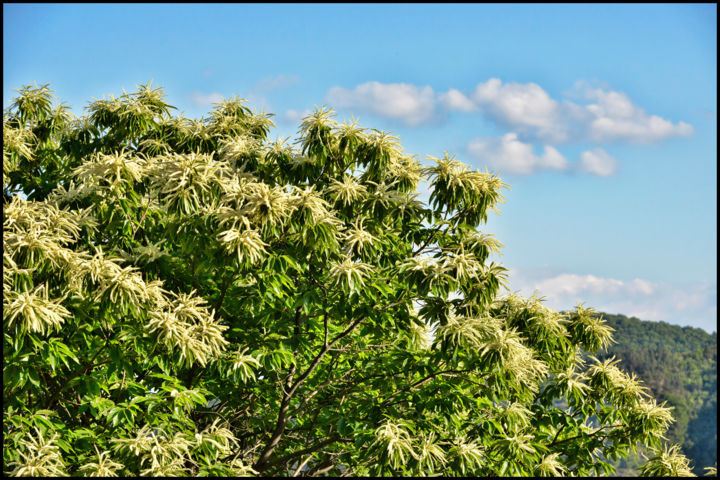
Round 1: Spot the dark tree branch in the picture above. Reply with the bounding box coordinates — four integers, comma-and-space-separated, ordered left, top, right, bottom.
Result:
379, 368, 476, 408
130, 201, 151, 240
549, 423, 623, 448
41, 342, 111, 410
259, 434, 340, 472
253, 296, 407, 472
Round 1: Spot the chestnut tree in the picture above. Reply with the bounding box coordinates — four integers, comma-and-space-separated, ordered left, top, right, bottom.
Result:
2, 83, 696, 477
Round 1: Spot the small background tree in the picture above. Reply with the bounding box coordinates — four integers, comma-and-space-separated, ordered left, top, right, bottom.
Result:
3, 83, 699, 476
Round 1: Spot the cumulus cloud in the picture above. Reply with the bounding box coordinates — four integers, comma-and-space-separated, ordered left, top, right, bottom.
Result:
467, 134, 620, 177
190, 91, 225, 107
582, 87, 694, 143
443, 79, 693, 144
438, 88, 476, 112
328, 78, 691, 144
539, 145, 569, 171
320, 79, 693, 176
469, 79, 572, 143
325, 81, 437, 126
467, 133, 569, 175
506, 268, 717, 333
281, 108, 313, 124
578, 148, 618, 176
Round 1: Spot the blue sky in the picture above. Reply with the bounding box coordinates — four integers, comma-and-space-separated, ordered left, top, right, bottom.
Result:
4, 4, 717, 332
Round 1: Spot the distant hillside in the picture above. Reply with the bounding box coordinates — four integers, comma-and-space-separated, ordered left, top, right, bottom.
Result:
596, 313, 717, 475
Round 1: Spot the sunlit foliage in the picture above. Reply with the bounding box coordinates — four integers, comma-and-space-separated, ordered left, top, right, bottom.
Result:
2, 83, 697, 476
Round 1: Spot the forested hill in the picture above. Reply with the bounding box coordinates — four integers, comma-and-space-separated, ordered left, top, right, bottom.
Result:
596, 313, 717, 475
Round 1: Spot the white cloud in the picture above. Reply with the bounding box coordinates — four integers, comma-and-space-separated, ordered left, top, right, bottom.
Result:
282, 108, 312, 125
583, 87, 694, 143
442, 79, 693, 144
325, 81, 437, 126
467, 133, 569, 175
532, 273, 655, 297
506, 269, 717, 333
438, 88, 476, 112
469, 78, 570, 143
324, 79, 693, 144
190, 91, 225, 107
578, 148, 618, 176
539, 145, 568, 170
252, 74, 300, 94
467, 136, 619, 177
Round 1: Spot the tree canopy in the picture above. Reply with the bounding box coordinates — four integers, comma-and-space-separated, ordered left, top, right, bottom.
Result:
2, 82, 700, 476
594, 313, 717, 475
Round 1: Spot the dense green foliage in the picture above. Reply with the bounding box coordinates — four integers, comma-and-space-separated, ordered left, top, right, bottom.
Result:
2, 82, 699, 476
596, 313, 717, 475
